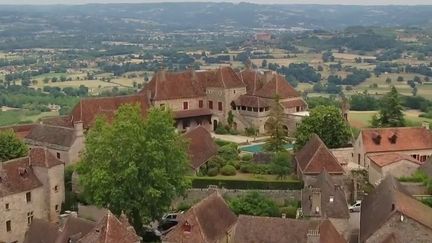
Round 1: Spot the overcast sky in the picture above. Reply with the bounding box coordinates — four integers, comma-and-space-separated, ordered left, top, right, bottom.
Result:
0, 0, 432, 5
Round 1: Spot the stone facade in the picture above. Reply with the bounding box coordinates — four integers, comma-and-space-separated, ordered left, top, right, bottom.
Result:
368, 159, 420, 186
0, 150, 65, 243
364, 213, 432, 243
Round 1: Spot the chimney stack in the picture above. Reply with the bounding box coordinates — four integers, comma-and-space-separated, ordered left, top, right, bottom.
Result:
74, 122, 84, 138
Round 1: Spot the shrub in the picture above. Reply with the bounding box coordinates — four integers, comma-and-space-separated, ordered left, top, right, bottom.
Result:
190, 177, 303, 190
176, 202, 191, 211
245, 127, 258, 137
215, 139, 233, 147
240, 153, 253, 161
228, 160, 241, 170
220, 165, 236, 176
230, 191, 280, 217
218, 144, 238, 162
207, 167, 219, 177
208, 155, 226, 169
399, 170, 428, 183
215, 124, 229, 134
280, 206, 297, 218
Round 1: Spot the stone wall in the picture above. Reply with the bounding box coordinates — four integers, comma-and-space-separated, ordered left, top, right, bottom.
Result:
172, 188, 301, 208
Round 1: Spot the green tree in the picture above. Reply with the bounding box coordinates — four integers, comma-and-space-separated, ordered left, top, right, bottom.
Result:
371, 86, 406, 128
0, 130, 28, 162
227, 110, 234, 129
397, 76, 404, 82
271, 152, 292, 179
264, 96, 289, 152
294, 106, 351, 151
261, 59, 267, 68
385, 77, 392, 84
230, 191, 280, 217
76, 104, 190, 233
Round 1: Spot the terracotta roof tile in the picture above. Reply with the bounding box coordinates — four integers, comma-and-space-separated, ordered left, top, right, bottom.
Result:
255, 74, 299, 99
24, 218, 60, 243
233, 95, 271, 108
164, 192, 237, 243
281, 98, 307, 109
0, 124, 36, 139
184, 126, 218, 170
0, 157, 42, 197
25, 124, 76, 148
238, 69, 266, 95
70, 94, 150, 129
233, 216, 346, 243
302, 170, 349, 219
78, 211, 140, 243
295, 134, 344, 175
361, 127, 432, 153
174, 109, 212, 119
368, 153, 421, 168
29, 147, 64, 168
56, 216, 96, 243
380, 233, 401, 243
360, 175, 432, 242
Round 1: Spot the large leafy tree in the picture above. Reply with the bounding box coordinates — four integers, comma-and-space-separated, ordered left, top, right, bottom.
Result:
264, 96, 289, 152
371, 86, 406, 127
294, 105, 351, 151
230, 191, 280, 217
76, 104, 190, 233
0, 129, 28, 162
270, 152, 293, 180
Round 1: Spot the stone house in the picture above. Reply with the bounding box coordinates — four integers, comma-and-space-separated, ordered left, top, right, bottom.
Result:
184, 126, 218, 173
231, 215, 346, 243
419, 157, 432, 178
360, 175, 432, 243
295, 134, 345, 185
141, 67, 307, 134
23, 211, 140, 243
163, 192, 237, 243
368, 153, 422, 186
24, 123, 85, 165
301, 170, 350, 239
353, 127, 432, 169
0, 147, 65, 243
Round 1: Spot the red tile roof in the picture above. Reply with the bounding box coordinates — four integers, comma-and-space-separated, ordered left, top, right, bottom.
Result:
295, 134, 345, 175
361, 127, 432, 154
238, 69, 266, 95
255, 74, 300, 99
233, 216, 346, 243
0, 157, 42, 197
78, 211, 140, 243
174, 109, 213, 119
164, 192, 237, 243
184, 126, 218, 170
70, 94, 150, 129
233, 95, 271, 108
281, 98, 307, 109
360, 175, 432, 242
29, 147, 64, 168
0, 124, 36, 139
368, 153, 421, 168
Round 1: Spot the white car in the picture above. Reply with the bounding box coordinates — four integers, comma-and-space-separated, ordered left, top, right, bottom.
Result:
161, 211, 184, 221
349, 200, 361, 212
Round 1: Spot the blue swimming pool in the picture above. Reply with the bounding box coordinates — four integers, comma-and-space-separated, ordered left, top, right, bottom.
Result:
240, 143, 293, 153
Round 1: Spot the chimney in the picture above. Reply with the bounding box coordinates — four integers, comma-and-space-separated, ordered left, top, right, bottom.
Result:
306, 229, 320, 243
422, 122, 430, 130
74, 122, 84, 138
159, 69, 166, 81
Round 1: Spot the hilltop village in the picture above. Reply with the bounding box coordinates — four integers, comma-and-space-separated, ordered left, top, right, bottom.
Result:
1, 65, 432, 243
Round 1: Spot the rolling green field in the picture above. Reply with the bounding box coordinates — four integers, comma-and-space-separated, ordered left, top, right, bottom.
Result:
0, 110, 59, 126
348, 110, 432, 128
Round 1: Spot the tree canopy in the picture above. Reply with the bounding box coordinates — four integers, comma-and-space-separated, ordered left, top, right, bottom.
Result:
229, 191, 280, 217
76, 104, 190, 233
264, 97, 289, 152
270, 152, 293, 180
371, 86, 406, 128
0, 129, 28, 162
294, 105, 351, 151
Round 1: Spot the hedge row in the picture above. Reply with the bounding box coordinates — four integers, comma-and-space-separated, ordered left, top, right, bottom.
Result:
190, 177, 303, 190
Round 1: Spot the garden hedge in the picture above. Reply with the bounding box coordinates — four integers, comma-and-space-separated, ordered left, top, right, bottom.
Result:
189, 177, 303, 190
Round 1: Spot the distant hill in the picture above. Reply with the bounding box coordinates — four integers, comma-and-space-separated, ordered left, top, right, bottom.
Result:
1, 3, 432, 32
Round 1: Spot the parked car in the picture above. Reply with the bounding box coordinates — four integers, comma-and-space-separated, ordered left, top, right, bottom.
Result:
349, 200, 361, 212
161, 211, 183, 222
158, 220, 178, 233
142, 226, 161, 242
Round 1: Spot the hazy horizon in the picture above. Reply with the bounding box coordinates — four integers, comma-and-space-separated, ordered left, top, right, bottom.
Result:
1, 0, 432, 6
